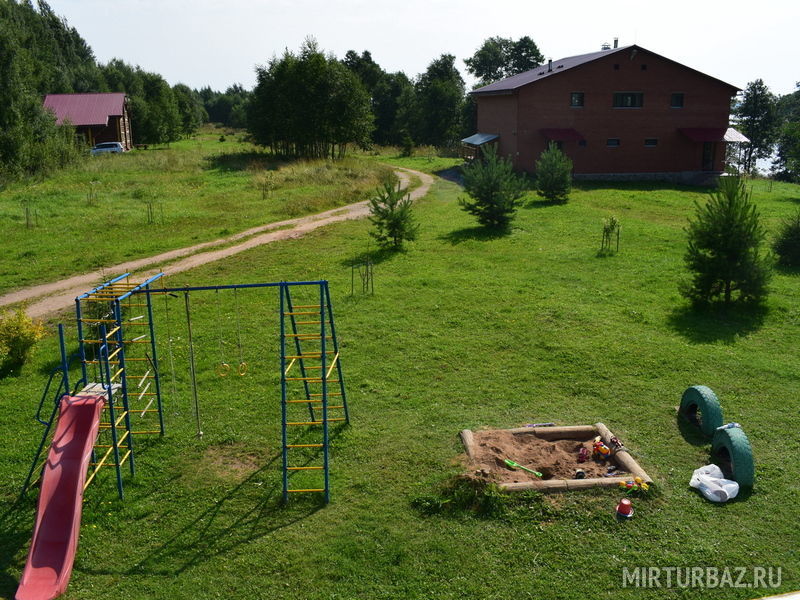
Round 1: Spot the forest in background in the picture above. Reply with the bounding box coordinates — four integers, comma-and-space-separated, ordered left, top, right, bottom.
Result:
1, 0, 798, 184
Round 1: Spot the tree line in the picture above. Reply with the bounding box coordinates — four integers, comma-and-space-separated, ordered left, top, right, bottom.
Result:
733, 79, 800, 182
0, 0, 209, 183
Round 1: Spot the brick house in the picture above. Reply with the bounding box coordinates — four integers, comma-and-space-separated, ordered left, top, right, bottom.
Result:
466, 44, 747, 183
43, 93, 132, 150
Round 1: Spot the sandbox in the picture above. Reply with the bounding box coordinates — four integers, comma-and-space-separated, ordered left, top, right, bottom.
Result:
460, 423, 652, 492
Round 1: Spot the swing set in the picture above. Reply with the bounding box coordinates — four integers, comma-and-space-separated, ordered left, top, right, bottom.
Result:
24, 273, 350, 504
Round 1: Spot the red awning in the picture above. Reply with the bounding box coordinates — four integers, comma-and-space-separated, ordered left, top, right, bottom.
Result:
679, 128, 727, 142
540, 128, 584, 141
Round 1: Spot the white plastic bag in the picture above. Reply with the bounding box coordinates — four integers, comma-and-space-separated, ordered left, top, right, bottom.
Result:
689, 464, 739, 503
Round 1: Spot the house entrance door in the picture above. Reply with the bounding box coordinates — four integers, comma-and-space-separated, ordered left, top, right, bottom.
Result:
702, 142, 715, 171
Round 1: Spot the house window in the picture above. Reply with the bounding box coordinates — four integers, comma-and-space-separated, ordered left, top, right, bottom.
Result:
570, 92, 584, 107
613, 92, 644, 108
644, 138, 658, 147
607, 138, 621, 147
670, 93, 684, 108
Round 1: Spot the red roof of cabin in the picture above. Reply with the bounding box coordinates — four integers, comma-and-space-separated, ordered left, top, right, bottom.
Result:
43, 93, 126, 126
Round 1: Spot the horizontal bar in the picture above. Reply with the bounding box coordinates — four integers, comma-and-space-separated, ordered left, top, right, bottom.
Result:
284, 352, 335, 359
132, 280, 326, 295
285, 378, 339, 382
287, 466, 324, 471
287, 489, 325, 493
292, 305, 322, 309
296, 321, 322, 325
310, 393, 342, 397
284, 311, 318, 316
131, 430, 162, 434
286, 444, 324, 448
116, 272, 166, 301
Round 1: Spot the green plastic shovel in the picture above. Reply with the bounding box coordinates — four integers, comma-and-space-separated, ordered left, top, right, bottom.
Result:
504, 459, 542, 477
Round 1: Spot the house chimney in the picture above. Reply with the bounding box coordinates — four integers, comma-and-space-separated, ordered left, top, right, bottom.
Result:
601, 42, 611, 50
614, 37, 619, 48
548, 58, 552, 72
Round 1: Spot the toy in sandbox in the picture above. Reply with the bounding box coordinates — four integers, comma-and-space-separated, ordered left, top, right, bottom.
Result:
16, 274, 350, 600
460, 423, 652, 492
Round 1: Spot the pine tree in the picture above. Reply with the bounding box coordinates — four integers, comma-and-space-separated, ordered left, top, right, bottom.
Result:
682, 177, 770, 305
368, 182, 418, 250
459, 145, 523, 229
535, 143, 573, 203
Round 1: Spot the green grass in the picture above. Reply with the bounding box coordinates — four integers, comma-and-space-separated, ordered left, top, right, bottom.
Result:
2, 174, 800, 599
0, 127, 393, 296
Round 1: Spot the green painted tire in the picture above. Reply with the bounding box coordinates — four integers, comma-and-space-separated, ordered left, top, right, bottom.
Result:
679, 385, 723, 437
712, 427, 755, 488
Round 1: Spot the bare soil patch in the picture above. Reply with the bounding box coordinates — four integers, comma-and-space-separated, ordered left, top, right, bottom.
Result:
469, 429, 620, 484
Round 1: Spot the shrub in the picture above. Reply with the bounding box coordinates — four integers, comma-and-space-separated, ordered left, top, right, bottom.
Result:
535, 142, 573, 203
773, 208, 800, 268
0, 309, 46, 373
682, 176, 771, 305
459, 145, 523, 229
368, 181, 419, 249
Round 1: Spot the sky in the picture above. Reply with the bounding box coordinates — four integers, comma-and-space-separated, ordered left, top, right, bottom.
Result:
48, 0, 799, 96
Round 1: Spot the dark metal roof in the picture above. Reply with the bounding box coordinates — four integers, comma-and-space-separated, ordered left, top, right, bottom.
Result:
471, 45, 739, 96
43, 93, 126, 126
461, 133, 499, 146
541, 128, 585, 141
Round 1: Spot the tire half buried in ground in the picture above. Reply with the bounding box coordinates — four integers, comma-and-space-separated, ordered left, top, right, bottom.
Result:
712, 426, 755, 488
680, 385, 723, 437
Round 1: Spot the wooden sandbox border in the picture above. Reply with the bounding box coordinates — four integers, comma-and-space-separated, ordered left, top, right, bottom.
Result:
460, 423, 653, 492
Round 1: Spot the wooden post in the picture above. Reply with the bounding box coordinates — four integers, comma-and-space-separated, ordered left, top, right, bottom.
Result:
459, 429, 476, 460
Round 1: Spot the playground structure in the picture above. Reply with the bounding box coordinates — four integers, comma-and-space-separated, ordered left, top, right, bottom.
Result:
17, 274, 349, 600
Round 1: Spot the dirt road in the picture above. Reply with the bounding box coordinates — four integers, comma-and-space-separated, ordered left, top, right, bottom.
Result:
0, 167, 433, 319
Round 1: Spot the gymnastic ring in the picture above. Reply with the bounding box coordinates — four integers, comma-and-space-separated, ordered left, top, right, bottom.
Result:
217, 362, 230, 377
238, 362, 248, 376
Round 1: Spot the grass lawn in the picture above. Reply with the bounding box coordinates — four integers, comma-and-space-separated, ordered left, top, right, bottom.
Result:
0, 127, 392, 296
1, 172, 799, 599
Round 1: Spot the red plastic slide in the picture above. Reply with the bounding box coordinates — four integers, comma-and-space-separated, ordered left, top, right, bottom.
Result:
16, 395, 105, 600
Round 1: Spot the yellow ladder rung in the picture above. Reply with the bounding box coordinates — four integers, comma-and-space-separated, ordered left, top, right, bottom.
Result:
292, 304, 320, 309
287, 489, 325, 493
287, 399, 322, 404
107, 348, 122, 361
110, 368, 124, 381
118, 450, 132, 466
310, 393, 342, 397
296, 321, 322, 325
287, 466, 324, 471
106, 326, 121, 337
286, 418, 345, 426
285, 377, 339, 382
284, 353, 334, 359
285, 311, 319, 315
131, 430, 162, 434
286, 444, 324, 448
